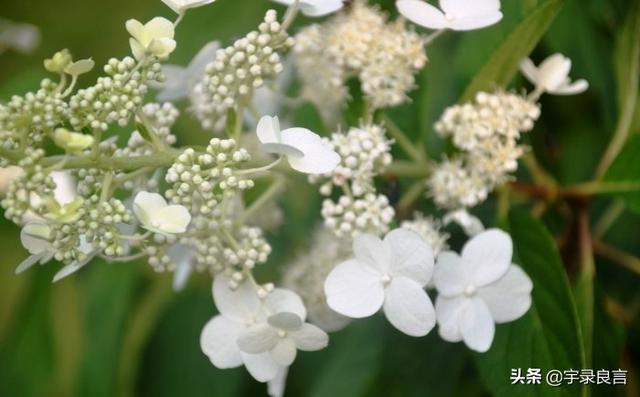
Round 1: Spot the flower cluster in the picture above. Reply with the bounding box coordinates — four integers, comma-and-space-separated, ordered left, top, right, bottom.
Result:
293, 0, 426, 117
429, 91, 541, 209
401, 212, 449, 255
192, 10, 294, 131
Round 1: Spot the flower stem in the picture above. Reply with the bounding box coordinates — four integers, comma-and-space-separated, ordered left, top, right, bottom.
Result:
424, 29, 446, 46
237, 176, 286, 225
282, 0, 300, 31
381, 114, 427, 164
594, 199, 625, 239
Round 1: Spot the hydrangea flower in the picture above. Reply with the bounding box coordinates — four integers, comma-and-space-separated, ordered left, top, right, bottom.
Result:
397, 0, 503, 31
16, 223, 55, 274
64, 58, 95, 77
53, 128, 95, 152
154, 41, 219, 102
272, 0, 344, 17
200, 276, 321, 385
257, 115, 340, 174
433, 229, 533, 352
520, 53, 589, 96
161, 0, 216, 14
133, 191, 191, 235
126, 17, 176, 61
324, 228, 436, 337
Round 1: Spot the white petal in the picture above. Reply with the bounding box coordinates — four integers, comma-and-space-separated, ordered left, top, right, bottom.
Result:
281, 128, 340, 174
459, 297, 495, 353
129, 38, 146, 61
270, 338, 297, 367
267, 367, 288, 397
443, 209, 485, 237
477, 265, 532, 323
549, 79, 589, 95
200, 315, 244, 368
268, 312, 303, 331
440, 0, 500, 17
213, 275, 261, 323
384, 228, 434, 286
324, 259, 385, 318
187, 41, 220, 77
146, 17, 175, 40
156, 205, 191, 234
448, 11, 503, 31
290, 323, 329, 351
461, 229, 512, 287
263, 288, 307, 320
241, 352, 280, 382
125, 19, 145, 43
51, 171, 77, 205
133, 191, 167, 227
299, 0, 343, 17
519, 58, 539, 86
52, 260, 88, 282
15, 253, 45, 275
435, 295, 468, 342
433, 251, 470, 297
156, 65, 188, 101
353, 234, 390, 274
257, 115, 282, 145
383, 276, 436, 337
237, 324, 280, 354
21, 223, 52, 254
537, 54, 571, 91
397, 0, 448, 30
171, 245, 193, 291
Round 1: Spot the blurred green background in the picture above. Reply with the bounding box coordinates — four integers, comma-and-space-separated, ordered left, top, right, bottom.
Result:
0, 0, 639, 396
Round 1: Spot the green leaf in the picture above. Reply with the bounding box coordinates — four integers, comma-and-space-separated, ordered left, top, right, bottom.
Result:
136, 288, 244, 397
474, 210, 585, 397
603, 135, 640, 214
460, 0, 564, 101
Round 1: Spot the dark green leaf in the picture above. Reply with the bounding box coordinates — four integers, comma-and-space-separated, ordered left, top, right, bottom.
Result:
603, 135, 640, 213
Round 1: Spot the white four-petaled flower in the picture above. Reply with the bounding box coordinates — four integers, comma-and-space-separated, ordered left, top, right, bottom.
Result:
397, 0, 503, 31
200, 275, 327, 388
272, 0, 344, 17
433, 229, 532, 352
257, 115, 340, 174
133, 191, 191, 235
161, 0, 216, 14
324, 228, 436, 337
126, 17, 176, 61
520, 53, 589, 96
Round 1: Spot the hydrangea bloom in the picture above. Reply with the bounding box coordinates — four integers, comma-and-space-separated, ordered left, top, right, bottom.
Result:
126, 17, 176, 61
397, 0, 503, 31
257, 115, 340, 174
324, 228, 436, 337
520, 53, 589, 96
133, 191, 191, 235
433, 229, 533, 352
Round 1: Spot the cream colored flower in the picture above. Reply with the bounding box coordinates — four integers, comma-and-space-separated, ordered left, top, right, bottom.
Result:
126, 17, 176, 61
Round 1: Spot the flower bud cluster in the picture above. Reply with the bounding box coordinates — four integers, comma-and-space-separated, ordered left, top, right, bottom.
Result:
192, 10, 293, 131
49, 225, 91, 264
311, 123, 392, 197
0, 79, 68, 148
77, 196, 132, 257
165, 139, 253, 215
294, 1, 426, 115
75, 139, 119, 196
118, 102, 180, 157
400, 212, 449, 255
321, 193, 394, 238
69, 56, 162, 131
429, 91, 541, 209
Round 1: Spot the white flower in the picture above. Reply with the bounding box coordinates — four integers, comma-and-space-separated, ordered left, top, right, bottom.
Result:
257, 115, 340, 174
273, 0, 343, 17
64, 58, 95, 76
520, 53, 589, 96
162, 0, 215, 14
133, 191, 191, 235
200, 276, 315, 385
16, 223, 55, 274
324, 228, 436, 336
169, 244, 194, 291
0, 18, 40, 54
154, 41, 220, 102
443, 209, 485, 236
126, 17, 176, 61
397, 0, 503, 31
433, 229, 533, 352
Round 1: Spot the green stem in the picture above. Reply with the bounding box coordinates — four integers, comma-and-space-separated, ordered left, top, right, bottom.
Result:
397, 181, 425, 213
594, 199, 625, 239
562, 181, 640, 196
381, 114, 427, 164
386, 161, 430, 178
237, 176, 286, 225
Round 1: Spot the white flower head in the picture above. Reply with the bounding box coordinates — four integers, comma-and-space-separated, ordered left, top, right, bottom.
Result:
520, 53, 589, 96
398, 0, 503, 31
162, 0, 216, 14
257, 115, 340, 174
273, 0, 343, 17
133, 191, 191, 235
126, 17, 176, 61
433, 229, 533, 352
324, 228, 437, 337
154, 41, 220, 102
16, 222, 55, 274
201, 275, 327, 389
